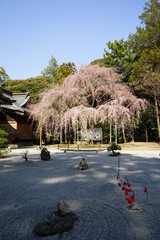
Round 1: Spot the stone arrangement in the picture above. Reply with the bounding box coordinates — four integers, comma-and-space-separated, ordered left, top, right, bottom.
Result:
33, 201, 77, 236
78, 157, 88, 170
40, 148, 51, 161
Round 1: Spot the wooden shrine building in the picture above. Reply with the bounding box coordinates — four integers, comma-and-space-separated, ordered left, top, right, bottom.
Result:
0, 88, 34, 144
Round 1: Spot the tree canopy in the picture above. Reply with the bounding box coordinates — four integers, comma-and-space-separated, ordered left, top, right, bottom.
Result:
56, 62, 76, 84
29, 65, 147, 143
4, 58, 77, 103
4, 76, 55, 103
127, 0, 160, 140
128, 0, 160, 91
0, 67, 9, 86
41, 55, 77, 84
41, 55, 59, 80
103, 39, 134, 76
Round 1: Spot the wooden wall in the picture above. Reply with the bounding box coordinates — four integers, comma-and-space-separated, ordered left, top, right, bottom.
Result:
0, 114, 34, 144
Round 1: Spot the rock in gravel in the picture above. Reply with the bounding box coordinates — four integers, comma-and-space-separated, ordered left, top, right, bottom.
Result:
33, 201, 77, 236
78, 157, 88, 170
40, 148, 50, 161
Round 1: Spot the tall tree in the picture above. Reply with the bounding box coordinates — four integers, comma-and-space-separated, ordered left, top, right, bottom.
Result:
0, 67, 9, 86
128, 0, 160, 141
56, 62, 76, 84
41, 56, 77, 84
103, 39, 134, 81
29, 65, 147, 143
41, 55, 59, 81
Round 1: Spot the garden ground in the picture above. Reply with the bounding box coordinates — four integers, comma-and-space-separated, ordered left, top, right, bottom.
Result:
0, 145, 160, 240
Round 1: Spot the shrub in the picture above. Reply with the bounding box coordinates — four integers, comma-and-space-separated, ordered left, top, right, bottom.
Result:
0, 129, 9, 158
108, 142, 121, 156
116, 156, 148, 209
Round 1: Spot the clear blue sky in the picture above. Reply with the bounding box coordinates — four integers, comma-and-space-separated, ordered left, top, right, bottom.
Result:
0, 0, 147, 80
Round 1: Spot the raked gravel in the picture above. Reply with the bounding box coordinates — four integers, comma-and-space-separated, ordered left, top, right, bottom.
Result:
0, 147, 160, 240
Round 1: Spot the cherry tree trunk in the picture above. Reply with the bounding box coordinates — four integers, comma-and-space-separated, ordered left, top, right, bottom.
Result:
68, 123, 70, 144
74, 124, 76, 144
121, 122, 126, 143
109, 122, 112, 143
154, 95, 160, 142
115, 123, 117, 144
130, 120, 135, 142
130, 132, 134, 142
146, 128, 148, 142
76, 118, 79, 144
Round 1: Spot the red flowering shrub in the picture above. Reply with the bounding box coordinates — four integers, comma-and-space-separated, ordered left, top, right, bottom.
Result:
116, 157, 148, 209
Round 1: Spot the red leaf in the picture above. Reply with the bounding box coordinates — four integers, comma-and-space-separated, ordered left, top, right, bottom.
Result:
128, 198, 133, 205
144, 187, 147, 193
131, 195, 135, 202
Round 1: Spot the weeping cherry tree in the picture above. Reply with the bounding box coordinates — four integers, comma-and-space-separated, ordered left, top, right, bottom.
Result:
29, 64, 147, 143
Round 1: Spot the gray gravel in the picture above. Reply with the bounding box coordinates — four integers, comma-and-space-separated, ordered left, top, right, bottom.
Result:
0, 147, 160, 240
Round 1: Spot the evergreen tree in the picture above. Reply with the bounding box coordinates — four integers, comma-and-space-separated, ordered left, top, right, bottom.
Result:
128, 0, 160, 141
0, 67, 9, 86
41, 55, 59, 81
103, 39, 134, 81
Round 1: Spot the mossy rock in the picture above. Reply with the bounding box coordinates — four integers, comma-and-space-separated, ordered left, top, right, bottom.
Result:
33, 212, 77, 236
40, 148, 51, 161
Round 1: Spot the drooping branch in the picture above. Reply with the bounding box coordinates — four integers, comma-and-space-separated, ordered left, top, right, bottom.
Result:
29, 64, 147, 142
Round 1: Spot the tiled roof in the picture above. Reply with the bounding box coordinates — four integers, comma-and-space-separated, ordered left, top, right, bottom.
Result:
0, 89, 30, 115
0, 88, 16, 104
12, 92, 30, 107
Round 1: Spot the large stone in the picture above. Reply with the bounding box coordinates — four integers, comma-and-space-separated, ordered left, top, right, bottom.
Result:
40, 148, 50, 161
34, 212, 77, 236
33, 201, 77, 236
57, 201, 71, 216
78, 157, 88, 170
